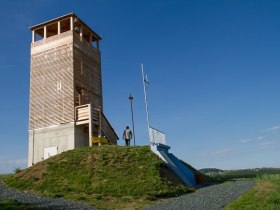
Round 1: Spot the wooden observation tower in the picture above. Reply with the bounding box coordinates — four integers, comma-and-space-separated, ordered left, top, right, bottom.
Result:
28, 13, 118, 166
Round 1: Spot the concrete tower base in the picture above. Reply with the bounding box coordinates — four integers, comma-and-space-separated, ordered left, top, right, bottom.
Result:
28, 123, 76, 167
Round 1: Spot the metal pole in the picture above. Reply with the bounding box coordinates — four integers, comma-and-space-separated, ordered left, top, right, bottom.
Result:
32, 129, 35, 165
141, 64, 151, 141
129, 94, 136, 146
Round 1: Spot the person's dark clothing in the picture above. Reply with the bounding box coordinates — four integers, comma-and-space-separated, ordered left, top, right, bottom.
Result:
123, 128, 133, 146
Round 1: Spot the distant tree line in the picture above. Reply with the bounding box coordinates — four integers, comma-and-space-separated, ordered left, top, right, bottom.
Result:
199, 167, 280, 180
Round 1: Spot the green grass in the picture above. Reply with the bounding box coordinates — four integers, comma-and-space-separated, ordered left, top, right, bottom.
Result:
0, 199, 41, 210
225, 174, 280, 210
4, 146, 192, 209
0, 174, 10, 180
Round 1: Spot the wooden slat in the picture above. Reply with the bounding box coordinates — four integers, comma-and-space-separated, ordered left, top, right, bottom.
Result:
77, 116, 89, 121
77, 113, 89, 117
77, 111, 89, 115
76, 120, 89, 125
78, 108, 89, 112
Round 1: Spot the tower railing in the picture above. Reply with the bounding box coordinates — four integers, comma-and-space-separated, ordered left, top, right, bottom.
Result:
31, 31, 73, 47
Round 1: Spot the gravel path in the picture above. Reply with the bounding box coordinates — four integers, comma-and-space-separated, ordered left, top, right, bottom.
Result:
0, 181, 97, 210
0, 180, 255, 210
142, 180, 255, 210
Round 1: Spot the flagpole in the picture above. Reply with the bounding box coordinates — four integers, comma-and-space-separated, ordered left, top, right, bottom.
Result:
141, 64, 151, 142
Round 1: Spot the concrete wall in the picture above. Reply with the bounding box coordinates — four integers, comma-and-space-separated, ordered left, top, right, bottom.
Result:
28, 122, 75, 167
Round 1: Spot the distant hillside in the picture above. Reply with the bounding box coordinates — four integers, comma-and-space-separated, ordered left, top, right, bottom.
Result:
4, 146, 193, 210
199, 168, 224, 174
200, 167, 280, 180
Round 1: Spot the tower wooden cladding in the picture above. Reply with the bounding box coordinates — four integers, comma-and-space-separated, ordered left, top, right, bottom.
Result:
28, 13, 118, 167
29, 13, 102, 129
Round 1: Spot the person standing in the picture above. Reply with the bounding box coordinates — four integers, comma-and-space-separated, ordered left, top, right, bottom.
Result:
123, 126, 133, 146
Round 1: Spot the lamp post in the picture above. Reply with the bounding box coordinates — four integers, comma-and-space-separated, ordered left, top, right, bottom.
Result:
129, 93, 136, 146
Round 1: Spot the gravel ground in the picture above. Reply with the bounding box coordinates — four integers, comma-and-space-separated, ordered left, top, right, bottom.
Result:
0, 180, 255, 210
0, 181, 97, 210
142, 180, 255, 210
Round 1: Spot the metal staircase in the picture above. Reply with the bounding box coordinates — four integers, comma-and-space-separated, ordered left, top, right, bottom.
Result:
152, 143, 197, 187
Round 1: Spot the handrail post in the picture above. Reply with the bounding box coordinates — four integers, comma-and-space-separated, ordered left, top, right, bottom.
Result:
89, 104, 92, 147
98, 106, 102, 137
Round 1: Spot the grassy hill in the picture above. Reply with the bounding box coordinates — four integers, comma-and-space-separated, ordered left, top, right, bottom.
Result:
4, 146, 192, 209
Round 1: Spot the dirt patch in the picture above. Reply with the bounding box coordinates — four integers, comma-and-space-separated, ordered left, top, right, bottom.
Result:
255, 181, 277, 198
15, 162, 47, 181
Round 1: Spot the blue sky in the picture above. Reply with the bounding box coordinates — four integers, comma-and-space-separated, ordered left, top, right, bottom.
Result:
1, 0, 280, 173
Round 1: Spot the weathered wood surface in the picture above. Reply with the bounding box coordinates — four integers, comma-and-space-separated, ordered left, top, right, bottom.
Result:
29, 28, 102, 130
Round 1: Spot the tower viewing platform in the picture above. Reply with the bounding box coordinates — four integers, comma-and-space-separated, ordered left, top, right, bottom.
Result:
30, 13, 101, 48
